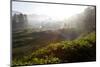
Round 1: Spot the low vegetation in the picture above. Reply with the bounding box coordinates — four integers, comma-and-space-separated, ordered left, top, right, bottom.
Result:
12, 32, 96, 66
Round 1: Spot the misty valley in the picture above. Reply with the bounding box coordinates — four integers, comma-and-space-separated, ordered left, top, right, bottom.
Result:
12, 2, 96, 66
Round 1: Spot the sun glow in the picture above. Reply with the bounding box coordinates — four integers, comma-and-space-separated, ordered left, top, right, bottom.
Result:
35, 4, 87, 20
13, 1, 88, 21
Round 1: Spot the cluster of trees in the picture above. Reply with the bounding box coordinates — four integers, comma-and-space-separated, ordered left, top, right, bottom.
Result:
66, 6, 96, 33
12, 13, 28, 30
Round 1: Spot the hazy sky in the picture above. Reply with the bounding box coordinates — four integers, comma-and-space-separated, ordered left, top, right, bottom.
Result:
12, 1, 88, 20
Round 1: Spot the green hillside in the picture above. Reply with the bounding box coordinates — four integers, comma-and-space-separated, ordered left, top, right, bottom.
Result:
12, 32, 96, 66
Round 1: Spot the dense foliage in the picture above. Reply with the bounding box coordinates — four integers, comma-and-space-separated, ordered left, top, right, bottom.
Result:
12, 32, 96, 66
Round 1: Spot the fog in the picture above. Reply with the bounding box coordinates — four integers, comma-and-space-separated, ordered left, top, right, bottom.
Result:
12, 1, 95, 32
